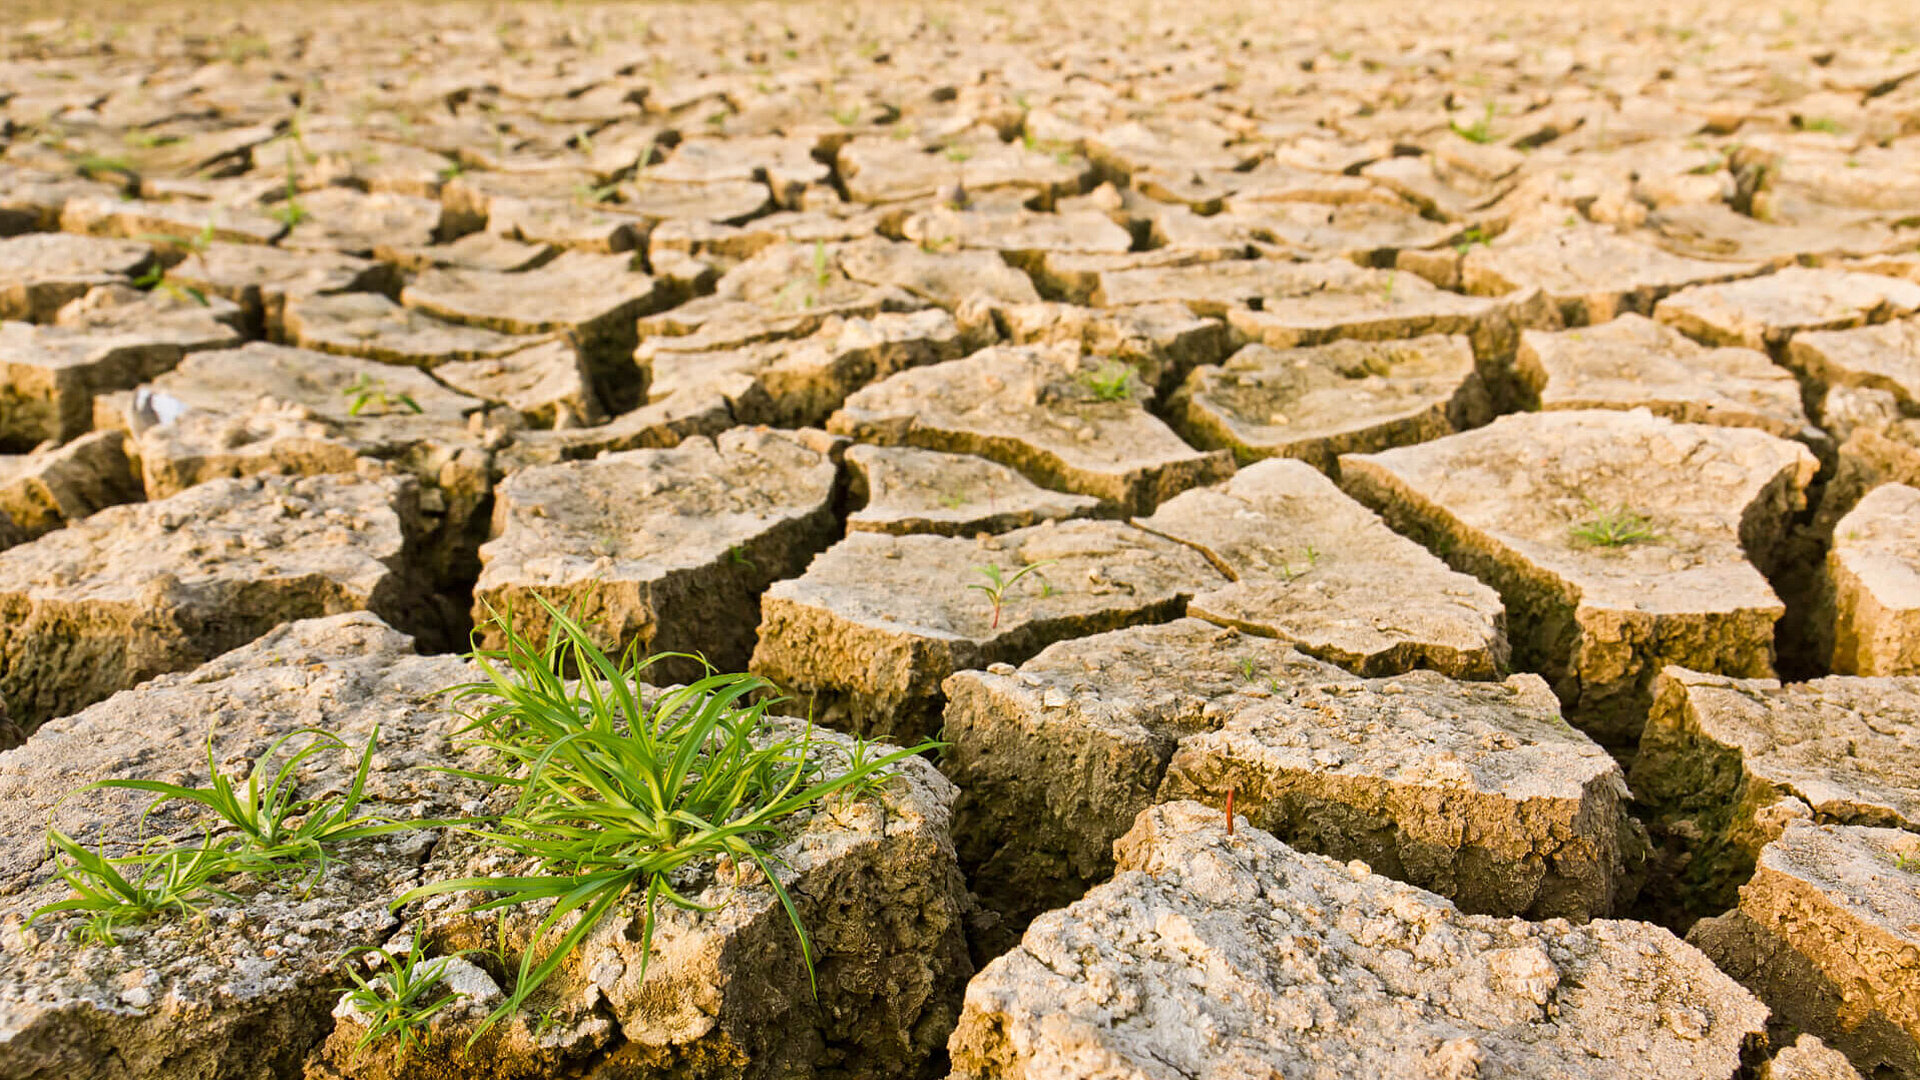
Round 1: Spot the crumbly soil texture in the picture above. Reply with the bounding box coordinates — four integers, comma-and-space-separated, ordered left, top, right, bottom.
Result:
4, 0, 1920, 1078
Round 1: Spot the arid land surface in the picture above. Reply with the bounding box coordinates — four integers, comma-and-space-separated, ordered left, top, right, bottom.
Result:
5, 1, 1920, 1077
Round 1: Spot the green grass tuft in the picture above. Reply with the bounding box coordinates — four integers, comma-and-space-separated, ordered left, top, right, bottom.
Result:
1569, 502, 1661, 547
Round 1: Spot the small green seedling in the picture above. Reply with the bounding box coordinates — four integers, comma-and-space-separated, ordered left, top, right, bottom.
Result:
1451, 102, 1497, 145
942, 144, 973, 163
830, 104, 862, 127
969, 560, 1056, 629
86, 726, 401, 882
1239, 657, 1258, 682
1452, 226, 1490, 255
1896, 853, 1920, 874
1380, 271, 1396, 303
30, 830, 236, 944
269, 145, 310, 228
344, 374, 424, 416
1569, 502, 1660, 548
339, 944, 464, 1057
1080, 360, 1137, 402
811, 240, 831, 290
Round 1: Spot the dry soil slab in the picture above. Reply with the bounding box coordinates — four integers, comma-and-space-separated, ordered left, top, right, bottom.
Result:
105, 342, 490, 589
1516, 313, 1813, 439
0, 430, 141, 546
0, 286, 243, 450
750, 519, 1225, 741
948, 801, 1767, 1080
1689, 822, 1920, 1080
0, 234, 155, 324
280, 291, 548, 368
341, 716, 972, 1080
400, 250, 666, 409
164, 243, 397, 339
1764, 1036, 1867, 1080
1169, 334, 1492, 470
1821, 483, 1920, 675
432, 338, 604, 430
1341, 409, 1817, 748
1788, 318, 1920, 424
472, 426, 841, 685
640, 308, 968, 429
1631, 666, 1920, 919
845, 444, 1099, 536
0, 614, 482, 1080
1655, 268, 1920, 353
997, 301, 1230, 396
829, 343, 1234, 515
1160, 670, 1645, 921
1136, 459, 1508, 677
1460, 224, 1765, 326
0, 472, 427, 735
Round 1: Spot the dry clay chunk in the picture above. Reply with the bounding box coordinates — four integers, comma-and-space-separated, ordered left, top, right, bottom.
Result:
0, 614, 483, 1080
1632, 667, 1920, 916
1162, 671, 1645, 920
751, 520, 1224, 740
1656, 268, 1920, 351
1763, 1036, 1866, 1080
59, 194, 286, 246
1689, 823, 1920, 1080
0, 234, 154, 323
1170, 334, 1492, 469
473, 427, 840, 685
336, 714, 971, 1080
165, 242, 395, 337
950, 801, 1768, 1080
1823, 483, 1920, 675
281, 291, 544, 367
998, 301, 1230, 396
0, 430, 141, 543
0, 288, 242, 449
829, 343, 1234, 515
836, 238, 1043, 309
109, 342, 489, 586
1789, 318, 1920, 418
846, 444, 1098, 536
1460, 224, 1764, 325
0, 473, 427, 734
434, 338, 604, 430
641, 308, 966, 428
401, 250, 665, 407
941, 619, 1354, 928
1341, 409, 1817, 748
1138, 459, 1508, 678
1516, 314, 1812, 439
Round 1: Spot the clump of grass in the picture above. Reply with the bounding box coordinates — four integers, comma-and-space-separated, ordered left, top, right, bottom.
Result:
969, 560, 1055, 629
33, 830, 236, 945
339, 943, 465, 1058
1569, 502, 1661, 547
1450, 102, 1497, 145
268, 145, 311, 228
1451, 225, 1491, 255
344, 373, 423, 416
30, 726, 402, 942
1079, 360, 1138, 402
397, 602, 935, 1041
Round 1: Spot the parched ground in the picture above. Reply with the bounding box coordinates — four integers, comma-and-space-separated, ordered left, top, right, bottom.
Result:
4, 0, 1920, 1077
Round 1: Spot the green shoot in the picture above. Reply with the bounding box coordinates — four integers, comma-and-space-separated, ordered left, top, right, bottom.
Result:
943, 144, 973, 163
830, 104, 862, 127
1452, 226, 1490, 255
1896, 853, 1920, 874
30, 830, 236, 945
84, 726, 403, 882
969, 560, 1056, 629
344, 374, 424, 416
269, 145, 310, 228
811, 240, 831, 290
1079, 360, 1137, 402
1451, 102, 1497, 144
1381, 271, 1396, 303
339, 944, 464, 1057
1569, 502, 1661, 548
396, 600, 936, 1042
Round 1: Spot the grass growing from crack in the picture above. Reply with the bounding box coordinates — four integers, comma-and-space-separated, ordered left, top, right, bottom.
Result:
339, 944, 465, 1058
1079, 360, 1138, 402
969, 560, 1055, 629
344, 373, 424, 416
31, 727, 407, 943
397, 601, 935, 1042
1450, 102, 1497, 144
1569, 502, 1661, 547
